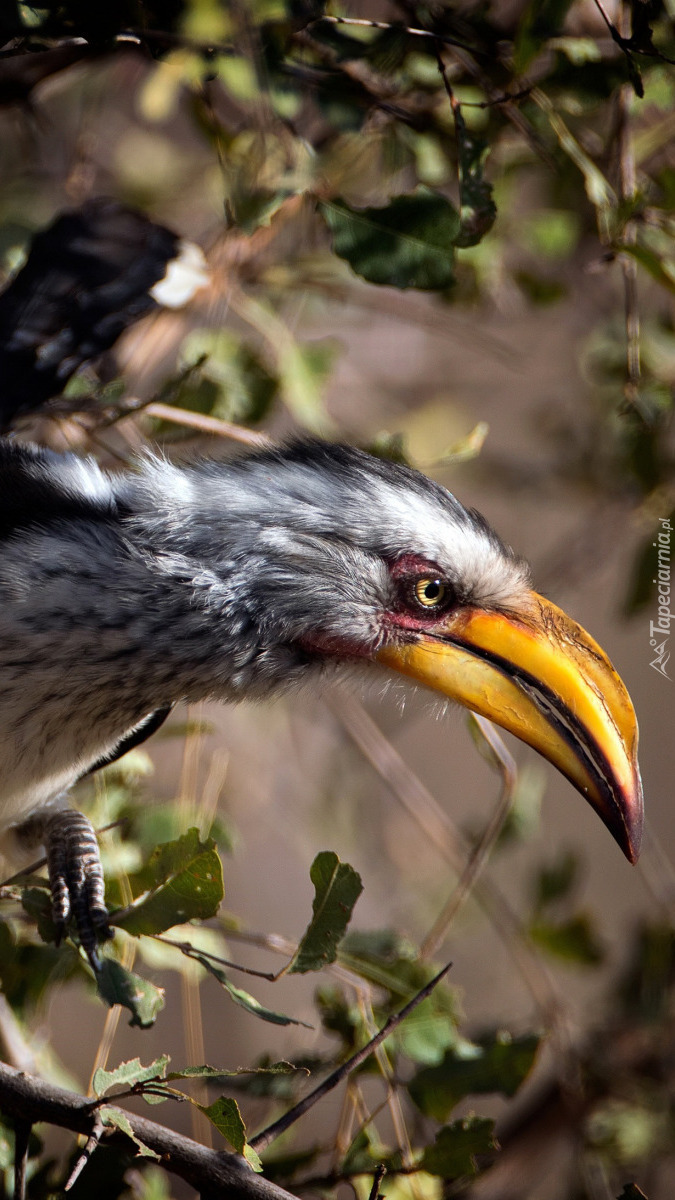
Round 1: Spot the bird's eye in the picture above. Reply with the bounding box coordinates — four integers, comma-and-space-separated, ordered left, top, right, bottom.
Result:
414, 577, 447, 608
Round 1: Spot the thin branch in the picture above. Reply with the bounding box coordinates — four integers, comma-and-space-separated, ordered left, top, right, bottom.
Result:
149, 934, 278, 980
249, 963, 452, 1154
0, 1062, 296, 1200
64, 1115, 104, 1191
143, 403, 273, 447
308, 14, 477, 56
369, 1163, 387, 1200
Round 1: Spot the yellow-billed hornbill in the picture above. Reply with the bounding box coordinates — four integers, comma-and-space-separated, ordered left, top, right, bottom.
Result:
0, 438, 643, 966
0, 200, 643, 969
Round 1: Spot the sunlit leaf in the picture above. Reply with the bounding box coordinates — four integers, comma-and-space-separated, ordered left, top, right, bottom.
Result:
289, 852, 363, 974
99, 1107, 160, 1158
199, 1097, 263, 1171
112, 830, 223, 935
93, 1055, 170, 1098
178, 329, 278, 423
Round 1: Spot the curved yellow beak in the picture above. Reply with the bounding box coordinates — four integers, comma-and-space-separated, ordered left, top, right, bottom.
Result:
376, 591, 643, 862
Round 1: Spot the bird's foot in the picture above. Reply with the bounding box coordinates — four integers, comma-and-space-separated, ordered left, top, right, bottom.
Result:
45, 811, 113, 971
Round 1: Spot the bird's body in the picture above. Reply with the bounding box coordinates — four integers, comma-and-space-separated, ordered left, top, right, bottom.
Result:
0, 439, 525, 857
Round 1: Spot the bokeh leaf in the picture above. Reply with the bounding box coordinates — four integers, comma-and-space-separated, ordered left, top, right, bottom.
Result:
529, 914, 604, 965
419, 1117, 498, 1177
321, 189, 459, 289
409, 1032, 540, 1121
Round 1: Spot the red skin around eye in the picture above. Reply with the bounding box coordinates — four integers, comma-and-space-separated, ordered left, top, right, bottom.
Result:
384, 553, 451, 635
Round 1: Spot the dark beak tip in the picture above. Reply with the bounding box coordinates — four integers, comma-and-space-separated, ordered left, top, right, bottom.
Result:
620, 772, 644, 865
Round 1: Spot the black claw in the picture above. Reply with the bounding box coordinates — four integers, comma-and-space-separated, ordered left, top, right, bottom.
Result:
45, 811, 113, 970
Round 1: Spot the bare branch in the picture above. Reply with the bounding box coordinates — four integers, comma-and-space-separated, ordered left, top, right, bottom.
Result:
64, 1115, 104, 1191
368, 1163, 387, 1200
0, 1062, 296, 1200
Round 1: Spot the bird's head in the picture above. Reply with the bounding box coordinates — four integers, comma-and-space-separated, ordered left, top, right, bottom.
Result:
169, 442, 643, 862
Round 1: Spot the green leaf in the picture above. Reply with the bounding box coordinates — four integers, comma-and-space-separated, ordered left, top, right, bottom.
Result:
198, 1097, 263, 1171
420, 1117, 498, 1177
99, 1106, 160, 1159
341, 1127, 386, 1175
320, 189, 459, 290
289, 852, 363, 974
533, 849, 579, 912
96, 959, 165, 1028
513, 0, 575, 72
519, 209, 580, 259
181, 948, 308, 1026
178, 329, 278, 423
279, 339, 337, 431
316, 983, 365, 1048
529, 914, 604, 965
112, 829, 224, 935
409, 1032, 540, 1121
21, 887, 59, 945
93, 1055, 170, 1098
125, 828, 219, 893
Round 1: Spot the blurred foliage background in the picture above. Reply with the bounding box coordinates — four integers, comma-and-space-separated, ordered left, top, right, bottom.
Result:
0, 1, 674, 1198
